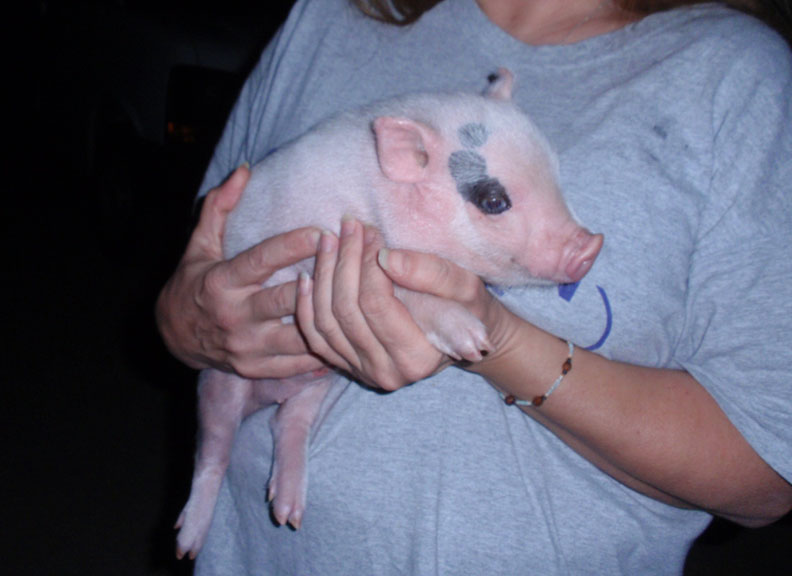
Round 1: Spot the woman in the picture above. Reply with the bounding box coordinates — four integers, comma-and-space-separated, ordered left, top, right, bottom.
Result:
156, 0, 792, 573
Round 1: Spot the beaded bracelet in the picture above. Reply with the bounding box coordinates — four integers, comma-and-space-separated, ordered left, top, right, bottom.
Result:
500, 340, 574, 408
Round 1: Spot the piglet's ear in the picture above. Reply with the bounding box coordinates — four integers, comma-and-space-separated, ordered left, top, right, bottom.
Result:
373, 116, 439, 183
484, 67, 514, 101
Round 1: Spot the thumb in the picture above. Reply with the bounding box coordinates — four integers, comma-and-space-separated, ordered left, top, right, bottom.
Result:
377, 248, 478, 301
186, 164, 251, 260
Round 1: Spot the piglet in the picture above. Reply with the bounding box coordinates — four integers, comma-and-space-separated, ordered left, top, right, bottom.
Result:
175, 69, 603, 559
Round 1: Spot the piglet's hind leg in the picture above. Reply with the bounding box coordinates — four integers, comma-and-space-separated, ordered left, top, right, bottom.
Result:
176, 369, 251, 559
267, 376, 334, 530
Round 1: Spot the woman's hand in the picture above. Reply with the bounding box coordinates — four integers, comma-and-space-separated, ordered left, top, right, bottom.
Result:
155, 166, 324, 379
295, 217, 514, 391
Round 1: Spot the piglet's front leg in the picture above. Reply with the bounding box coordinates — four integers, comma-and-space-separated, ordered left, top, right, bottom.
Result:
397, 288, 493, 362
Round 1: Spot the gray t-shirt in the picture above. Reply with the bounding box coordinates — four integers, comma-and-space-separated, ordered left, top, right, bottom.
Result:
195, 1, 792, 574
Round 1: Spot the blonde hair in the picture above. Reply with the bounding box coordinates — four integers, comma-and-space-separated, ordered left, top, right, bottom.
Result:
350, 0, 789, 42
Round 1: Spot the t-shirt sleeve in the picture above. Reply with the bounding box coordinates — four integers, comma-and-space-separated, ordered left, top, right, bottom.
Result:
674, 30, 792, 483
196, 0, 326, 197
196, 39, 280, 197
196, 0, 351, 198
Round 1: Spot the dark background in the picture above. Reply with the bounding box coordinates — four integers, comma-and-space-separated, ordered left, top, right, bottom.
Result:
6, 1, 790, 574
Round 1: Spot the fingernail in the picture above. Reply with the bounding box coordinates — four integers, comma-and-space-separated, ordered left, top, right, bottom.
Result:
308, 229, 321, 248
298, 272, 311, 295
378, 248, 404, 275
364, 225, 378, 245
341, 215, 356, 237
377, 248, 389, 270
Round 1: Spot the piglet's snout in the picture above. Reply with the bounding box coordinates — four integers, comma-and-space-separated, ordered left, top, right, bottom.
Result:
561, 229, 604, 284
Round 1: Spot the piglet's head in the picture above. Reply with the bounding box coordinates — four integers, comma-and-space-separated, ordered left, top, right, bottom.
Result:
371, 71, 602, 287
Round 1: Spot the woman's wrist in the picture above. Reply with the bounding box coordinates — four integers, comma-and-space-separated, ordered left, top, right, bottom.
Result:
466, 310, 575, 408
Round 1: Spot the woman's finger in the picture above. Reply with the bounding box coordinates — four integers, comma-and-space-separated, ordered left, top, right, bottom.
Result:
224, 226, 321, 289
184, 165, 250, 262
234, 347, 325, 380
378, 247, 485, 307
331, 218, 380, 350
296, 271, 352, 373
358, 227, 449, 383
304, 229, 363, 371
248, 280, 300, 322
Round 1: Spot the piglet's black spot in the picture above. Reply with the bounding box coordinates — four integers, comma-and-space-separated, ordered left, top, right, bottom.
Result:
467, 178, 512, 215
449, 150, 487, 184
458, 123, 489, 149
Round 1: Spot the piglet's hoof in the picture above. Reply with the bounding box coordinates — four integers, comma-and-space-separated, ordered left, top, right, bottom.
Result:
268, 471, 307, 530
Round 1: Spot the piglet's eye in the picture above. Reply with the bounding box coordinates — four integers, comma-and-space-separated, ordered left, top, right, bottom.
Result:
470, 178, 512, 215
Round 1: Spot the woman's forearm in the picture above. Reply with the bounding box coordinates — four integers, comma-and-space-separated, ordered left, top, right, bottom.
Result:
469, 311, 792, 527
